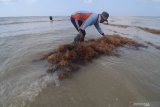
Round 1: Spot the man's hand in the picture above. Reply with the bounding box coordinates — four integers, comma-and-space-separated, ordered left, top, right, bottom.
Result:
78, 29, 86, 42
79, 29, 83, 36
74, 34, 81, 43
78, 28, 81, 32
79, 29, 86, 36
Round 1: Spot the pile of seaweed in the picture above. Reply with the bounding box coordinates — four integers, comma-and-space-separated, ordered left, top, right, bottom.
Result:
42, 34, 146, 79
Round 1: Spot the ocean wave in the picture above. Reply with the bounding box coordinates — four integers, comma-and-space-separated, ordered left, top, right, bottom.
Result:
0, 20, 66, 26
0, 20, 48, 26
0, 73, 59, 107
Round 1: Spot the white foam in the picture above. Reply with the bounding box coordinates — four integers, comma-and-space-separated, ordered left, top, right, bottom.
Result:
0, 73, 60, 107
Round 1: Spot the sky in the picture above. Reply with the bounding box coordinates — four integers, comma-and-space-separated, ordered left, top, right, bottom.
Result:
0, 0, 160, 17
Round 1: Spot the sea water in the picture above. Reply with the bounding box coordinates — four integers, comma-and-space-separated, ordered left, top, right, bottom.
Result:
0, 16, 160, 107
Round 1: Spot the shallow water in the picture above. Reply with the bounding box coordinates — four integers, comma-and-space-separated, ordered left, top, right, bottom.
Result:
26, 49, 160, 107
0, 16, 160, 107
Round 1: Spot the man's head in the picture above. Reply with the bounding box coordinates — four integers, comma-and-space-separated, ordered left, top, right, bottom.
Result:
100, 11, 109, 23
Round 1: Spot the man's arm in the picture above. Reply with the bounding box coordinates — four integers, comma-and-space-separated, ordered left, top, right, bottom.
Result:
75, 19, 80, 31
94, 23, 104, 36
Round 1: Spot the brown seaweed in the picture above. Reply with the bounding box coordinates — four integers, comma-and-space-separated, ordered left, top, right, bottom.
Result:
104, 23, 160, 35
43, 34, 146, 79
136, 27, 160, 35
105, 23, 130, 28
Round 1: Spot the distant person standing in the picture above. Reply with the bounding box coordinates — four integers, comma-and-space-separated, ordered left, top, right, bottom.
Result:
70, 11, 109, 43
49, 16, 53, 21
